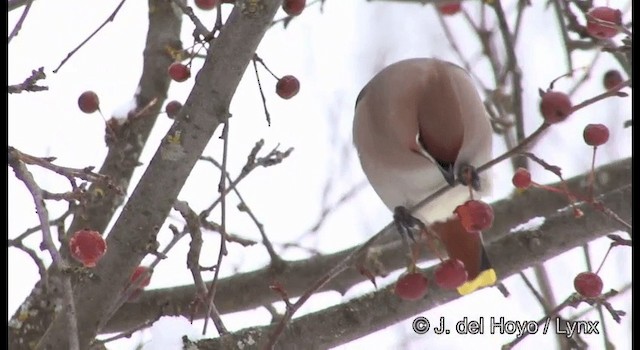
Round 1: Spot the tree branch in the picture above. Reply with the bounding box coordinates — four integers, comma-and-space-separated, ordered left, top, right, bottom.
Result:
35, 1, 284, 348
103, 157, 631, 333
8, 0, 182, 348
194, 184, 632, 349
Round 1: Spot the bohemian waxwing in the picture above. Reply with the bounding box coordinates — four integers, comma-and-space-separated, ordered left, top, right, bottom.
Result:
353, 58, 496, 295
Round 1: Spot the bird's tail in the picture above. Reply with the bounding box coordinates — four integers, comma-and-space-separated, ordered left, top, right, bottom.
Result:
432, 217, 497, 295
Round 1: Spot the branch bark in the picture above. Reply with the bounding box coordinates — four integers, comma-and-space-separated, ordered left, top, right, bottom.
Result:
35, 1, 284, 349
193, 184, 632, 349
9, 1, 181, 348
103, 157, 631, 333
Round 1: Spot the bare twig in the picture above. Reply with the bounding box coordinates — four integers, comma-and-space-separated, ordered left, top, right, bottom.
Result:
502, 290, 623, 349
8, 147, 118, 191
551, 0, 574, 73
53, 0, 128, 73
436, 11, 489, 91
97, 225, 189, 333
170, 0, 214, 42
174, 200, 228, 335
200, 155, 283, 263
203, 121, 230, 336
12, 204, 75, 243
252, 57, 272, 126
95, 309, 164, 344
8, 154, 79, 350
296, 180, 368, 241
200, 140, 294, 219
8, 67, 48, 93
8, 239, 48, 289
492, 0, 525, 147
7, 0, 34, 43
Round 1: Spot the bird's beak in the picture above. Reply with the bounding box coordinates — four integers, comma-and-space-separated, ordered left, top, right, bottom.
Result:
435, 161, 456, 187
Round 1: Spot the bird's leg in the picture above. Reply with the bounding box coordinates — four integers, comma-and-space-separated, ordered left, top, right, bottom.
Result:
457, 163, 481, 192
393, 206, 428, 268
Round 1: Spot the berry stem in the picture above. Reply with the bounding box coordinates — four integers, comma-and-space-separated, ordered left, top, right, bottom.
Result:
421, 228, 445, 263
595, 245, 612, 275
97, 109, 117, 137
253, 53, 280, 80
588, 146, 598, 201
251, 57, 271, 126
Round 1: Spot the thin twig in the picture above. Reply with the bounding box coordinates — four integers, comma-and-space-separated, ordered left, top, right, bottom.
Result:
8, 155, 79, 350
53, 0, 128, 73
174, 200, 228, 335
95, 309, 164, 344
296, 180, 368, 241
200, 155, 283, 264
252, 58, 272, 126
97, 225, 189, 332
253, 54, 279, 80
12, 204, 75, 243
203, 121, 230, 336
199, 140, 294, 219
436, 11, 489, 92
551, 0, 574, 73
170, 0, 213, 41
492, 0, 525, 147
8, 239, 48, 290
8, 67, 48, 93
7, 0, 34, 43
567, 52, 601, 97
8, 146, 118, 191
503, 290, 622, 349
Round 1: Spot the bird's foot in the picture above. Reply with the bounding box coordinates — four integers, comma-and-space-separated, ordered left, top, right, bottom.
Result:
457, 163, 481, 192
393, 206, 426, 244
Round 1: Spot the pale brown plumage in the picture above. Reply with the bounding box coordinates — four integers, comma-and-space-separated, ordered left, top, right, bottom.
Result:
353, 58, 495, 293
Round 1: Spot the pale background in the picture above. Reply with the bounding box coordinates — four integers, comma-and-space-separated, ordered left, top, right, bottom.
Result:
8, 1, 632, 349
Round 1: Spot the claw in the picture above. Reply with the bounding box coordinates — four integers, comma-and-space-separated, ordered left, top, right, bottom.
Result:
393, 206, 426, 243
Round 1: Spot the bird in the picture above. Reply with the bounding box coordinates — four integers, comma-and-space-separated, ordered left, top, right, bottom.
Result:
352, 58, 496, 295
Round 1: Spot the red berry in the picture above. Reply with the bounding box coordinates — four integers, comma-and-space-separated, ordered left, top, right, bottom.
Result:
165, 100, 182, 118
454, 200, 494, 233
512, 168, 532, 189
438, 2, 461, 16
276, 75, 300, 99
168, 63, 191, 82
434, 259, 468, 289
394, 272, 428, 301
69, 229, 107, 267
195, 0, 218, 10
78, 91, 100, 114
603, 70, 623, 90
574, 272, 603, 298
586, 7, 622, 40
283, 0, 305, 16
583, 124, 610, 146
129, 266, 152, 288
539, 91, 572, 124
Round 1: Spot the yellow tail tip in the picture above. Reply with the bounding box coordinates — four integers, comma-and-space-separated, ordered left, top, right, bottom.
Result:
457, 269, 497, 295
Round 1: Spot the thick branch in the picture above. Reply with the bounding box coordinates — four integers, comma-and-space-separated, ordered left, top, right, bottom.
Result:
35, 1, 284, 349
104, 157, 631, 333
8, 1, 182, 348
195, 184, 632, 349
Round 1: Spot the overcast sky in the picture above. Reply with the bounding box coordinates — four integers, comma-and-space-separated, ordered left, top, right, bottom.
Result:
8, 1, 632, 349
